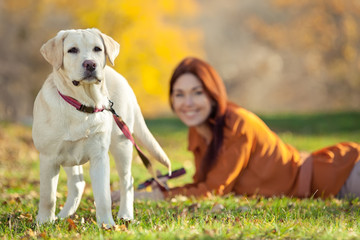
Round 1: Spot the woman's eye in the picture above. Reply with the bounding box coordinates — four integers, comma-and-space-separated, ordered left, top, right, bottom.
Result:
67, 47, 79, 54
94, 46, 102, 52
174, 93, 184, 98
194, 90, 203, 96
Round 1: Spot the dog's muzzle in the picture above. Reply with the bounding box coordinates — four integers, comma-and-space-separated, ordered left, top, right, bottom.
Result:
83, 60, 97, 79
72, 60, 101, 86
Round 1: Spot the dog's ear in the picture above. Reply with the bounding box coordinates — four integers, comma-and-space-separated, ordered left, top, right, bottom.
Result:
102, 33, 120, 66
40, 30, 68, 70
92, 29, 120, 66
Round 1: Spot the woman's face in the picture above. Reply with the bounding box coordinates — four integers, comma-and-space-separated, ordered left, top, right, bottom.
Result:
171, 73, 213, 127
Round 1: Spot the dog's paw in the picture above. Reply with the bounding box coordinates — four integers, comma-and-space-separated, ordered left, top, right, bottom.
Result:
117, 213, 134, 221
98, 219, 116, 227
36, 214, 56, 224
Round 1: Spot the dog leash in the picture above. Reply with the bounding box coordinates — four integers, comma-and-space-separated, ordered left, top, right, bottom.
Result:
107, 99, 152, 170
137, 167, 186, 190
57, 90, 169, 190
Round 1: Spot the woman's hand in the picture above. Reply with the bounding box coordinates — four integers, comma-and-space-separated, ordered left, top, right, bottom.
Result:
134, 179, 167, 200
112, 172, 168, 202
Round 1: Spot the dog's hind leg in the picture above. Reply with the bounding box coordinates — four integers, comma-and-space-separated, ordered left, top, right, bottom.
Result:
57, 165, 85, 219
110, 139, 134, 221
36, 154, 60, 224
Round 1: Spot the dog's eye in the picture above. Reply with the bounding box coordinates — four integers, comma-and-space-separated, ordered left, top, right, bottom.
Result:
93, 46, 102, 52
68, 47, 79, 54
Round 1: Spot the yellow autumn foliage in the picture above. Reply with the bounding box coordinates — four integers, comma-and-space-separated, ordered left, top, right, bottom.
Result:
62, 0, 204, 116
3, 0, 204, 117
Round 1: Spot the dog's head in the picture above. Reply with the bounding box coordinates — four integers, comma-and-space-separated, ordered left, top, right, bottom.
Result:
40, 28, 120, 86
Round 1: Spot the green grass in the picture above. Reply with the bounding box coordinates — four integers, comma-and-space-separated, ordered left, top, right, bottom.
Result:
1, 111, 360, 239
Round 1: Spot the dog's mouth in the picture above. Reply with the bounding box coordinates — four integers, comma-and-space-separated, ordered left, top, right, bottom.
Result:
72, 72, 102, 86
83, 70, 99, 80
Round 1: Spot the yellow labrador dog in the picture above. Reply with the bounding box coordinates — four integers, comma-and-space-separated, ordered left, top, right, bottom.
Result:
32, 28, 171, 226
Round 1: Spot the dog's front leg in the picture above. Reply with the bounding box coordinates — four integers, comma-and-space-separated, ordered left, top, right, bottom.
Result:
57, 166, 85, 219
37, 154, 60, 224
110, 140, 134, 220
90, 154, 115, 226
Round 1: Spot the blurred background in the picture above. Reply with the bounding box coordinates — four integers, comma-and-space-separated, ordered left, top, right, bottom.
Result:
1, 0, 360, 123
1, 1, 360, 220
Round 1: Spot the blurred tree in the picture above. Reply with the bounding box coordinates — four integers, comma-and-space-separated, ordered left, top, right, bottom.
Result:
52, 0, 204, 116
0, 0, 64, 121
246, 0, 360, 109
0, 0, 203, 121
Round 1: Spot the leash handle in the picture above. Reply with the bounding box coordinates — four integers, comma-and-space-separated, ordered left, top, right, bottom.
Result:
137, 168, 186, 190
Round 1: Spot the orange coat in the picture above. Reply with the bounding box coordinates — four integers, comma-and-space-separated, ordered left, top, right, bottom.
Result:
164, 104, 360, 199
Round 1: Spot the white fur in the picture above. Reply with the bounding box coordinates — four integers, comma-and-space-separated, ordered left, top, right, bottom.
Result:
32, 28, 171, 226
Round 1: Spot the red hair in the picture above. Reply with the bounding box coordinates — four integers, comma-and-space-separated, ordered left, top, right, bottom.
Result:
169, 57, 228, 180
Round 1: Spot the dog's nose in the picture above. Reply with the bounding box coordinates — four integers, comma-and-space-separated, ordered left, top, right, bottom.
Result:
83, 60, 96, 72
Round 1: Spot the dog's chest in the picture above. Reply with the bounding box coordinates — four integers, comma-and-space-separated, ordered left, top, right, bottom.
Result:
58, 134, 109, 166
62, 111, 112, 141
55, 112, 113, 166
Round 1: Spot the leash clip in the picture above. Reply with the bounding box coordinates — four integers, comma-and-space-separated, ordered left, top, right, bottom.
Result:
108, 99, 119, 117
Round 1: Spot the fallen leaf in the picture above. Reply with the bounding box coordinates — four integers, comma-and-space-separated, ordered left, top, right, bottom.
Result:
102, 223, 113, 230
203, 228, 215, 237
38, 231, 47, 239
19, 213, 33, 222
113, 224, 127, 232
154, 225, 164, 231
25, 229, 36, 237
90, 218, 97, 225
67, 218, 77, 231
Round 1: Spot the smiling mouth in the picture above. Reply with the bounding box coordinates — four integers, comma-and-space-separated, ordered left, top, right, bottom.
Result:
183, 110, 198, 117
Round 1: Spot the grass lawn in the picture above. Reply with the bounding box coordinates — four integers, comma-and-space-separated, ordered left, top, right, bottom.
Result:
1, 111, 360, 239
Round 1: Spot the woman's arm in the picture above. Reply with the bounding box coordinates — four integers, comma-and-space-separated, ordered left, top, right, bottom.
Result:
163, 131, 253, 198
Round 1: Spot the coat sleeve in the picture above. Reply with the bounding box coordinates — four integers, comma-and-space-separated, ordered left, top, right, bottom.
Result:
163, 126, 253, 198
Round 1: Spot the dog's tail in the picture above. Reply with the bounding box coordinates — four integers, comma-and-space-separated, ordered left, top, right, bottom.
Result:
132, 107, 172, 177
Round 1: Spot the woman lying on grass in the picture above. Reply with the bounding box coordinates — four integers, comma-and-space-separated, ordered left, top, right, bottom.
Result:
113, 57, 360, 201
